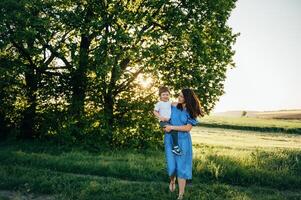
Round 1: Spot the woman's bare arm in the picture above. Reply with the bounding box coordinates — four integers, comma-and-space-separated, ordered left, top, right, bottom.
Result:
164, 124, 193, 132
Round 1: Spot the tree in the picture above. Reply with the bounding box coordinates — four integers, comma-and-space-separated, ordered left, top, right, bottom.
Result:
0, 0, 238, 147
241, 111, 247, 117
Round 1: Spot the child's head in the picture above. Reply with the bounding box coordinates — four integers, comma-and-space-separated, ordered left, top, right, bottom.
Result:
159, 86, 170, 102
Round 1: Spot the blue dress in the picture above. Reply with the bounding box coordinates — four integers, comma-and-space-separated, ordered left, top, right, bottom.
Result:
164, 105, 199, 180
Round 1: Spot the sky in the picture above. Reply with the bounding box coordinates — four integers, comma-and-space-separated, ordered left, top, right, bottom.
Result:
213, 0, 301, 112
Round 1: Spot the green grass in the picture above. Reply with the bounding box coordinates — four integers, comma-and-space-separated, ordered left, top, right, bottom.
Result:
199, 116, 301, 134
1, 117, 301, 199
192, 126, 301, 149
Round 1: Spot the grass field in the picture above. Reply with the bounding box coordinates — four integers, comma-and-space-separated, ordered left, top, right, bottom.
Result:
255, 110, 301, 120
0, 117, 301, 200
200, 116, 301, 134
212, 110, 301, 120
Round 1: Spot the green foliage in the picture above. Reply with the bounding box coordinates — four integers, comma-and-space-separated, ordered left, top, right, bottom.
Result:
0, 0, 238, 146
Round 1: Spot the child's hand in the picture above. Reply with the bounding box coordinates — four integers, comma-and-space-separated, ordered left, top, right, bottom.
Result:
159, 116, 169, 122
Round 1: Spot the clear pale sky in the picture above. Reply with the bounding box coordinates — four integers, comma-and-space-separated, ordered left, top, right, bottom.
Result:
213, 0, 301, 112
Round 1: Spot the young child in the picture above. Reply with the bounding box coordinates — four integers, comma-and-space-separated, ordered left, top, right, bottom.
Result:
153, 86, 182, 155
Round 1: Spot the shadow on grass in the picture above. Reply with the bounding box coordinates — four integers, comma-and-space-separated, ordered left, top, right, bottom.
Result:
0, 163, 266, 200
1, 141, 301, 191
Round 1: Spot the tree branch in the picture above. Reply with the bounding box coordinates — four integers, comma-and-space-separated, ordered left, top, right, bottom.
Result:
37, 30, 73, 70
11, 41, 36, 68
113, 65, 144, 96
44, 44, 72, 69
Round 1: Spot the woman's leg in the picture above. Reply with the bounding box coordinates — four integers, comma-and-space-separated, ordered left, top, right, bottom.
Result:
169, 176, 176, 192
177, 178, 186, 196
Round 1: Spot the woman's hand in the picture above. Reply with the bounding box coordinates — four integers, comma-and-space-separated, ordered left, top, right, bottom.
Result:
163, 125, 173, 132
171, 101, 178, 106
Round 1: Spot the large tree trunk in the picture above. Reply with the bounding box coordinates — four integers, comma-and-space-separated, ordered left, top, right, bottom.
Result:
103, 92, 115, 144
0, 110, 8, 140
0, 90, 8, 140
70, 35, 90, 121
20, 67, 37, 139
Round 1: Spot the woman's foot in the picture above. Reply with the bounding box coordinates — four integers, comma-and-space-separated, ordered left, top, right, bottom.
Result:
177, 193, 184, 200
169, 180, 176, 192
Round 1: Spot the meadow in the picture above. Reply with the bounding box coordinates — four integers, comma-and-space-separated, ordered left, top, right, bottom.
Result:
0, 116, 301, 200
200, 115, 301, 134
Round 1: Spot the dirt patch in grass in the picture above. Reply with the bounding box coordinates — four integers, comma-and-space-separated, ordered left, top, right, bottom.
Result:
0, 190, 55, 200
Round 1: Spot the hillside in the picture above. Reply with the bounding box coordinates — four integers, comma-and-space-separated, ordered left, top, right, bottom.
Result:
212, 109, 301, 120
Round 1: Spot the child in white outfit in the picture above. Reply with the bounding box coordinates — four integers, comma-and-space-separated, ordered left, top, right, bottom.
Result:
153, 86, 182, 155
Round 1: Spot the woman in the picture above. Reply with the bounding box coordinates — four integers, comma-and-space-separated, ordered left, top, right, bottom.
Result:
163, 88, 203, 200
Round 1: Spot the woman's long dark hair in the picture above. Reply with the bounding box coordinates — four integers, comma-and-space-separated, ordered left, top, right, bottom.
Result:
177, 88, 203, 118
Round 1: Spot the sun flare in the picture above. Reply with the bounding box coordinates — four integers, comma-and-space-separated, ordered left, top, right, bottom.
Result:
137, 74, 153, 88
